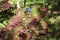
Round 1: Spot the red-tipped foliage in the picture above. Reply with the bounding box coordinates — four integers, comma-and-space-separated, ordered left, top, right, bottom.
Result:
6, 16, 22, 28
40, 6, 48, 18
0, 2, 11, 10
1, 25, 11, 32
28, 18, 42, 29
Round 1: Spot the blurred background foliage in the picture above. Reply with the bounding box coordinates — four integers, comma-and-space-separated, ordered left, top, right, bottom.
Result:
0, 0, 60, 40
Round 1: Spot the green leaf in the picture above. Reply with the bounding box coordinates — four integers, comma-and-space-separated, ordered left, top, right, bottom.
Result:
12, 0, 24, 4
50, 24, 56, 31
3, 21, 8, 26
0, 23, 5, 28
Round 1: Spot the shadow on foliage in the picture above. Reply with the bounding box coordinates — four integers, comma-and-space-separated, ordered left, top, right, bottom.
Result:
0, 9, 14, 23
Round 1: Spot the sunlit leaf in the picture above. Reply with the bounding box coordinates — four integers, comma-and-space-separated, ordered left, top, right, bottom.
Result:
0, 23, 5, 28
